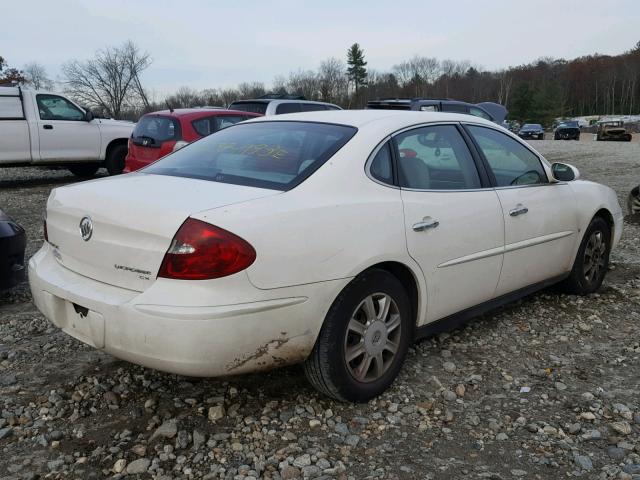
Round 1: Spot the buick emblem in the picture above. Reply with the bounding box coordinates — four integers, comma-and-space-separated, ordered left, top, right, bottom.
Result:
79, 216, 93, 241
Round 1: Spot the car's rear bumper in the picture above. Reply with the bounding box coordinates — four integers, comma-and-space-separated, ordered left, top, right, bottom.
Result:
123, 155, 153, 173
0, 225, 26, 290
29, 243, 348, 376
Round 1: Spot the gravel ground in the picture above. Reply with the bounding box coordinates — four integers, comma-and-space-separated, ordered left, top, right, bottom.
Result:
0, 140, 639, 480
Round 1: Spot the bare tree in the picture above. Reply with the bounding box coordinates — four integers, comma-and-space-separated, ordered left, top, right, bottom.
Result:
393, 56, 439, 96
496, 70, 513, 106
271, 75, 288, 95
237, 81, 266, 99
23, 62, 53, 90
166, 86, 200, 108
318, 57, 348, 103
287, 69, 320, 99
62, 41, 151, 118
219, 88, 240, 106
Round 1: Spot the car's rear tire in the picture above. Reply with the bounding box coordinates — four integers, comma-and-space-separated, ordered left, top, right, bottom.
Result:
68, 164, 100, 178
105, 144, 128, 176
303, 269, 412, 402
558, 216, 611, 295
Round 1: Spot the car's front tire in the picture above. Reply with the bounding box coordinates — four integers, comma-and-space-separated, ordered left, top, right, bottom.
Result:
304, 269, 412, 402
558, 216, 611, 294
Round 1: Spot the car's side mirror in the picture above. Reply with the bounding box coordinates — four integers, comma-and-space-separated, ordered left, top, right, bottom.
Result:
84, 109, 94, 122
551, 162, 580, 182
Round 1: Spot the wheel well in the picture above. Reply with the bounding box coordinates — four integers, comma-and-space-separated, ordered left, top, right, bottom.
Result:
105, 138, 128, 160
365, 262, 420, 329
594, 208, 614, 236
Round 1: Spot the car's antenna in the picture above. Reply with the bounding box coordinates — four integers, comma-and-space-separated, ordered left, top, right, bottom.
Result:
165, 100, 174, 113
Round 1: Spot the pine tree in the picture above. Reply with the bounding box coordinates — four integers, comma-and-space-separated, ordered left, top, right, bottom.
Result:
346, 43, 367, 98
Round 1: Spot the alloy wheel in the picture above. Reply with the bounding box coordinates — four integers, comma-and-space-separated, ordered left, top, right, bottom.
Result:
583, 230, 606, 284
344, 293, 402, 383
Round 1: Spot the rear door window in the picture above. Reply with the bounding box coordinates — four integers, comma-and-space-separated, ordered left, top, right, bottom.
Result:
144, 121, 357, 190
228, 102, 268, 114
395, 125, 481, 190
132, 115, 180, 147
301, 103, 327, 112
469, 107, 492, 120
441, 103, 469, 114
275, 103, 302, 114
192, 115, 250, 137
467, 125, 547, 187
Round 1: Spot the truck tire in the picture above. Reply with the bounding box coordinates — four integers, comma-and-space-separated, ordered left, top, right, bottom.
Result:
105, 144, 128, 176
68, 164, 100, 178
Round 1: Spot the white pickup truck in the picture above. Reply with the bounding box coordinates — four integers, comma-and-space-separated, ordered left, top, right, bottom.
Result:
0, 86, 134, 177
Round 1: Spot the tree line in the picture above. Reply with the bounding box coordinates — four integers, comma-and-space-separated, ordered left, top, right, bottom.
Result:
2, 40, 640, 126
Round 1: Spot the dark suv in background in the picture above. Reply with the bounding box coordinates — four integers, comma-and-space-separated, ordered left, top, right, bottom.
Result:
229, 94, 341, 115
366, 98, 508, 124
518, 123, 545, 140
554, 120, 581, 140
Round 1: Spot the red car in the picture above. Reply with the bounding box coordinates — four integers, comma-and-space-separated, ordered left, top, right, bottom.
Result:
124, 108, 261, 172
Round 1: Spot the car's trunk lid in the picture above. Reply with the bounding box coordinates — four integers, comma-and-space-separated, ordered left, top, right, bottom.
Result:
46, 173, 279, 292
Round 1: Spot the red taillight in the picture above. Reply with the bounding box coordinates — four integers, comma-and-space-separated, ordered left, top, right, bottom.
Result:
158, 218, 256, 280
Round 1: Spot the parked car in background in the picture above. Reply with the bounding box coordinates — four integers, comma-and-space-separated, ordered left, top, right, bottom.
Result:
518, 123, 545, 140
228, 94, 341, 115
0, 208, 26, 290
31, 110, 622, 401
0, 86, 133, 177
596, 120, 632, 142
124, 108, 261, 172
554, 120, 581, 140
366, 98, 508, 124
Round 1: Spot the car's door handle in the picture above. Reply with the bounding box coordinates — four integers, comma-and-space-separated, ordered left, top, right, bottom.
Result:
43, 124, 53, 130
412, 217, 439, 232
509, 204, 529, 217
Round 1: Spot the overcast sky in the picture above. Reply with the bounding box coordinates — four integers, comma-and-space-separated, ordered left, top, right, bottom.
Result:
3, 0, 639, 97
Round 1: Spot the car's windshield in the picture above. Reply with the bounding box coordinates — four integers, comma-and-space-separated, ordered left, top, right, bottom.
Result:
521, 124, 542, 130
558, 121, 578, 128
144, 121, 357, 190
227, 102, 268, 115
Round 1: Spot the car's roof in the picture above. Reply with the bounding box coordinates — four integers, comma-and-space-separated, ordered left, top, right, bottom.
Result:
230, 99, 339, 106
144, 108, 260, 120
245, 109, 497, 130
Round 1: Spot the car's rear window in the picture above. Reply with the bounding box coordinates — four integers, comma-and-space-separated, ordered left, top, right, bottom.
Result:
133, 115, 180, 146
144, 121, 357, 190
227, 102, 268, 115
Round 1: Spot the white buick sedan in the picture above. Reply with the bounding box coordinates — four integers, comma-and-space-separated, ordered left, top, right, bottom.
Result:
30, 111, 623, 401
